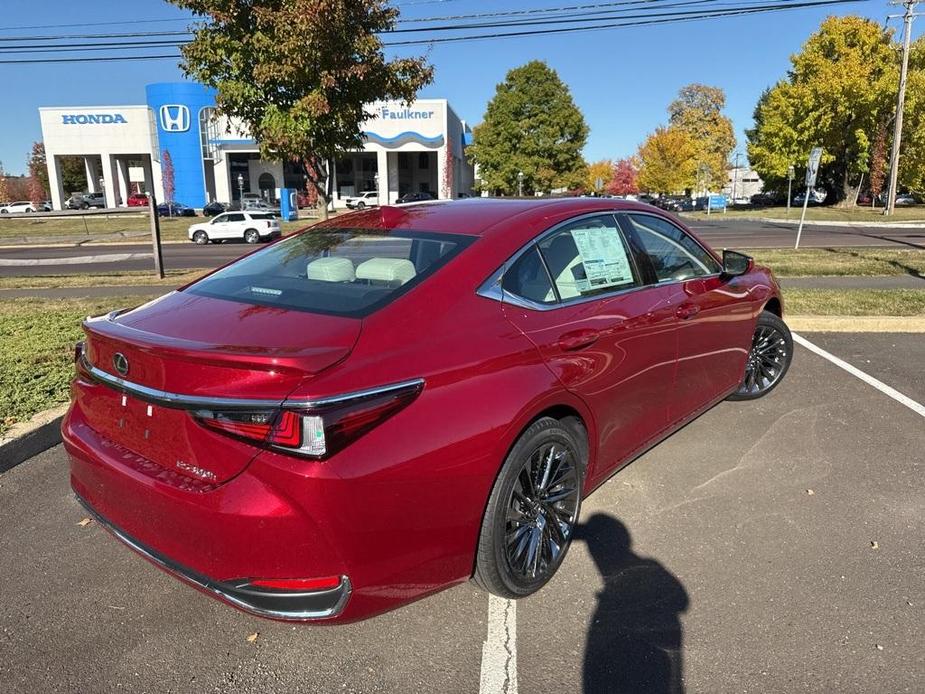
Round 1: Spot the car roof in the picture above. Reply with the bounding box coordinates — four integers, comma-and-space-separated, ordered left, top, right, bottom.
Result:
316, 197, 664, 237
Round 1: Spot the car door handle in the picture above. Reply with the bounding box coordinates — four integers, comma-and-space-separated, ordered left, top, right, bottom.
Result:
676, 304, 701, 320
558, 329, 600, 351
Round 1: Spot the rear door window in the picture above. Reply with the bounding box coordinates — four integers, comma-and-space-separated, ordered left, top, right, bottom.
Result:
501, 247, 556, 305
187, 229, 474, 317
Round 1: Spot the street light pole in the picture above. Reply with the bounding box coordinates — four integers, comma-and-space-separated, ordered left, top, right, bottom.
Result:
732, 151, 741, 204
237, 173, 244, 207
517, 171, 524, 197
884, 0, 918, 215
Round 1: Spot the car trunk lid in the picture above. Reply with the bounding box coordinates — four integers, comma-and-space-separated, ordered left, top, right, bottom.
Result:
77, 291, 360, 484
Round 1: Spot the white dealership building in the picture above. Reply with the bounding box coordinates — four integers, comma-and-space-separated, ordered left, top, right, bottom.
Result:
39, 82, 475, 210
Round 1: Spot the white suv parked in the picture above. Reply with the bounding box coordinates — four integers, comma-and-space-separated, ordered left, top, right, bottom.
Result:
188, 211, 281, 245
344, 191, 379, 209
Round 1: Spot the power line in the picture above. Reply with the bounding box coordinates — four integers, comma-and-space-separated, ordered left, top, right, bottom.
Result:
0, 0, 871, 63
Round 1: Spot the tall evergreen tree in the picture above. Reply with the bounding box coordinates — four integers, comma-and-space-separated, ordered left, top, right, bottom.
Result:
468, 61, 588, 195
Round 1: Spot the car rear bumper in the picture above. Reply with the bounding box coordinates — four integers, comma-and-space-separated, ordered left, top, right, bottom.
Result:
75, 491, 351, 620
63, 403, 353, 622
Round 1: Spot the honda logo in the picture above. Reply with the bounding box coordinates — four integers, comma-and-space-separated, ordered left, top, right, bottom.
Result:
159, 104, 190, 133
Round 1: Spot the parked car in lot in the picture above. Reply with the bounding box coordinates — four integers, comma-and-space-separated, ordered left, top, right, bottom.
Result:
243, 200, 279, 215
202, 201, 228, 217
396, 191, 435, 204
793, 189, 827, 205
156, 201, 197, 217
64, 192, 106, 210
894, 193, 918, 206
344, 191, 379, 209
0, 201, 36, 214
187, 210, 281, 244
654, 196, 693, 212
127, 193, 149, 207
64, 198, 791, 623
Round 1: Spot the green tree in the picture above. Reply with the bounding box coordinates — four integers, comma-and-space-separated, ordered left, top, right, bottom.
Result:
897, 38, 925, 194
668, 84, 735, 190
468, 61, 588, 195
637, 126, 696, 194
0, 162, 9, 203
168, 0, 433, 218
59, 156, 87, 195
747, 16, 897, 204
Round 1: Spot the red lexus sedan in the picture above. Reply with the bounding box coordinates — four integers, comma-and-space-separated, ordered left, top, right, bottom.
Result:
63, 198, 792, 622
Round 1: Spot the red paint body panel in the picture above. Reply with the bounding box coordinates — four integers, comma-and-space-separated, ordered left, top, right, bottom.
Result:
64, 198, 783, 622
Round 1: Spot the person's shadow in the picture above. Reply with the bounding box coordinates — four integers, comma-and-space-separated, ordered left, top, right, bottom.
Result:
576, 513, 689, 694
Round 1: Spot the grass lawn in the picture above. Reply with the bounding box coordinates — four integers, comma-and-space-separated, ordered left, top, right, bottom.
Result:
0, 214, 313, 245
0, 295, 149, 437
747, 247, 925, 277
784, 289, 925, 316
0, 268, 210, 290
683, 206, 925, 222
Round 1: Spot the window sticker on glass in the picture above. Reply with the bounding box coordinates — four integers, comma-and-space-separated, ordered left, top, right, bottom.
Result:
570, 227, 634, 292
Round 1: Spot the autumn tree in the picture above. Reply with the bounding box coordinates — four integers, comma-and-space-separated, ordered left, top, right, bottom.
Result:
747, 16, 898, 204
27, 142, 48, 203
606, 157, 639, 196
868, 124, 888, 205
468, 61, 589, 195
586, 159, 613, 194
896, 37, 925, 193
637, 126, 696, 194
169, 0, 433, 219
0, 162, 9, 203
162, 150, 176, 202
668, 84, 735, 190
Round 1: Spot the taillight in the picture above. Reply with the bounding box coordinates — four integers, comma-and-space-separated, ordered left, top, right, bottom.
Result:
192, 379, 423, 460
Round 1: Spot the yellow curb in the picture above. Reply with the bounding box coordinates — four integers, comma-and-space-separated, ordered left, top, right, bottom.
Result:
788, 315, 925, 332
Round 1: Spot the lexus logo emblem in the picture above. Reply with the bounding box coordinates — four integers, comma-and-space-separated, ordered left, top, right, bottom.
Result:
159, 104, 190, 133
112, 353, 129, 377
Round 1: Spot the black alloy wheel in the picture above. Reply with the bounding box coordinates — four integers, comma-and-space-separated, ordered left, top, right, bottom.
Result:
729, 310, 793, 400
473, 417, 584, 598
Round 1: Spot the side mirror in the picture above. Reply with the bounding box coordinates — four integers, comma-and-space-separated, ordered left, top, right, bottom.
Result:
722, 249, 752, 277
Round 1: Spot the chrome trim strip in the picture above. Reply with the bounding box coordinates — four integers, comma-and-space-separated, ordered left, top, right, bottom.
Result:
75, 493, 351, 620
79, 353, 424, 411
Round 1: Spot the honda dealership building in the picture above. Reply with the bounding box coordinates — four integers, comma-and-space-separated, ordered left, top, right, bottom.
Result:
39, 82, 475, 211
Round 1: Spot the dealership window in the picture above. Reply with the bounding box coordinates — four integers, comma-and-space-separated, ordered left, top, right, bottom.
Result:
418, 152, 430, 169
200, 107, 218, 160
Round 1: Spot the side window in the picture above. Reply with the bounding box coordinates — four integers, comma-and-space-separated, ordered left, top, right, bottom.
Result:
211, 214, 227, 224
626, 214, 721, 282
227, 213, 246, 223
537, 216, 637, 301
501, 247, 556, 305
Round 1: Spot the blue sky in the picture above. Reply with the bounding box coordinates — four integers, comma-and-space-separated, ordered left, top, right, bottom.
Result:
0, 0, 913, 175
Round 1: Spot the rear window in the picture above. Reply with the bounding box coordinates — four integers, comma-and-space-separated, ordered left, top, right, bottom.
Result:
186, 228, 474, 317
248, 213, 275, 220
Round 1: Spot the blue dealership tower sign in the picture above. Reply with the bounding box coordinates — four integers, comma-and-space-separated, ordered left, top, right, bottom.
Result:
145, 82, 217, 208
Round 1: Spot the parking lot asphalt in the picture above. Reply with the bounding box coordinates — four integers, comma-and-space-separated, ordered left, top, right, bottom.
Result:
1, 332, 922, 693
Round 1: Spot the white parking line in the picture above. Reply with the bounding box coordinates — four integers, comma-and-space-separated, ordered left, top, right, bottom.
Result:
793, 332, 925, 418
479, 595, 518, 694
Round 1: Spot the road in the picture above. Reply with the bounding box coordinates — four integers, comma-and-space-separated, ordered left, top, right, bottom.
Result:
1, 332, 922, 693
0, 218, 922, 276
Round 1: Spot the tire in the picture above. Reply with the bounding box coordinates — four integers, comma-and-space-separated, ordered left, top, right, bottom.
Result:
244, 229, 260, 244
728, 310, 793, 401
81, 203, 89, 210
192, 230, 209, 245
356, 201, 366, 210
473, 417, 584, 599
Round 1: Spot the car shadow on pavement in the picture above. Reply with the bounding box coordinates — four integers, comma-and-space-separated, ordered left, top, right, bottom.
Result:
575, 513, 689, 694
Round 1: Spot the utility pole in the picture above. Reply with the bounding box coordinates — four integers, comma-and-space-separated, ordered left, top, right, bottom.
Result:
884, 0, 919, 215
